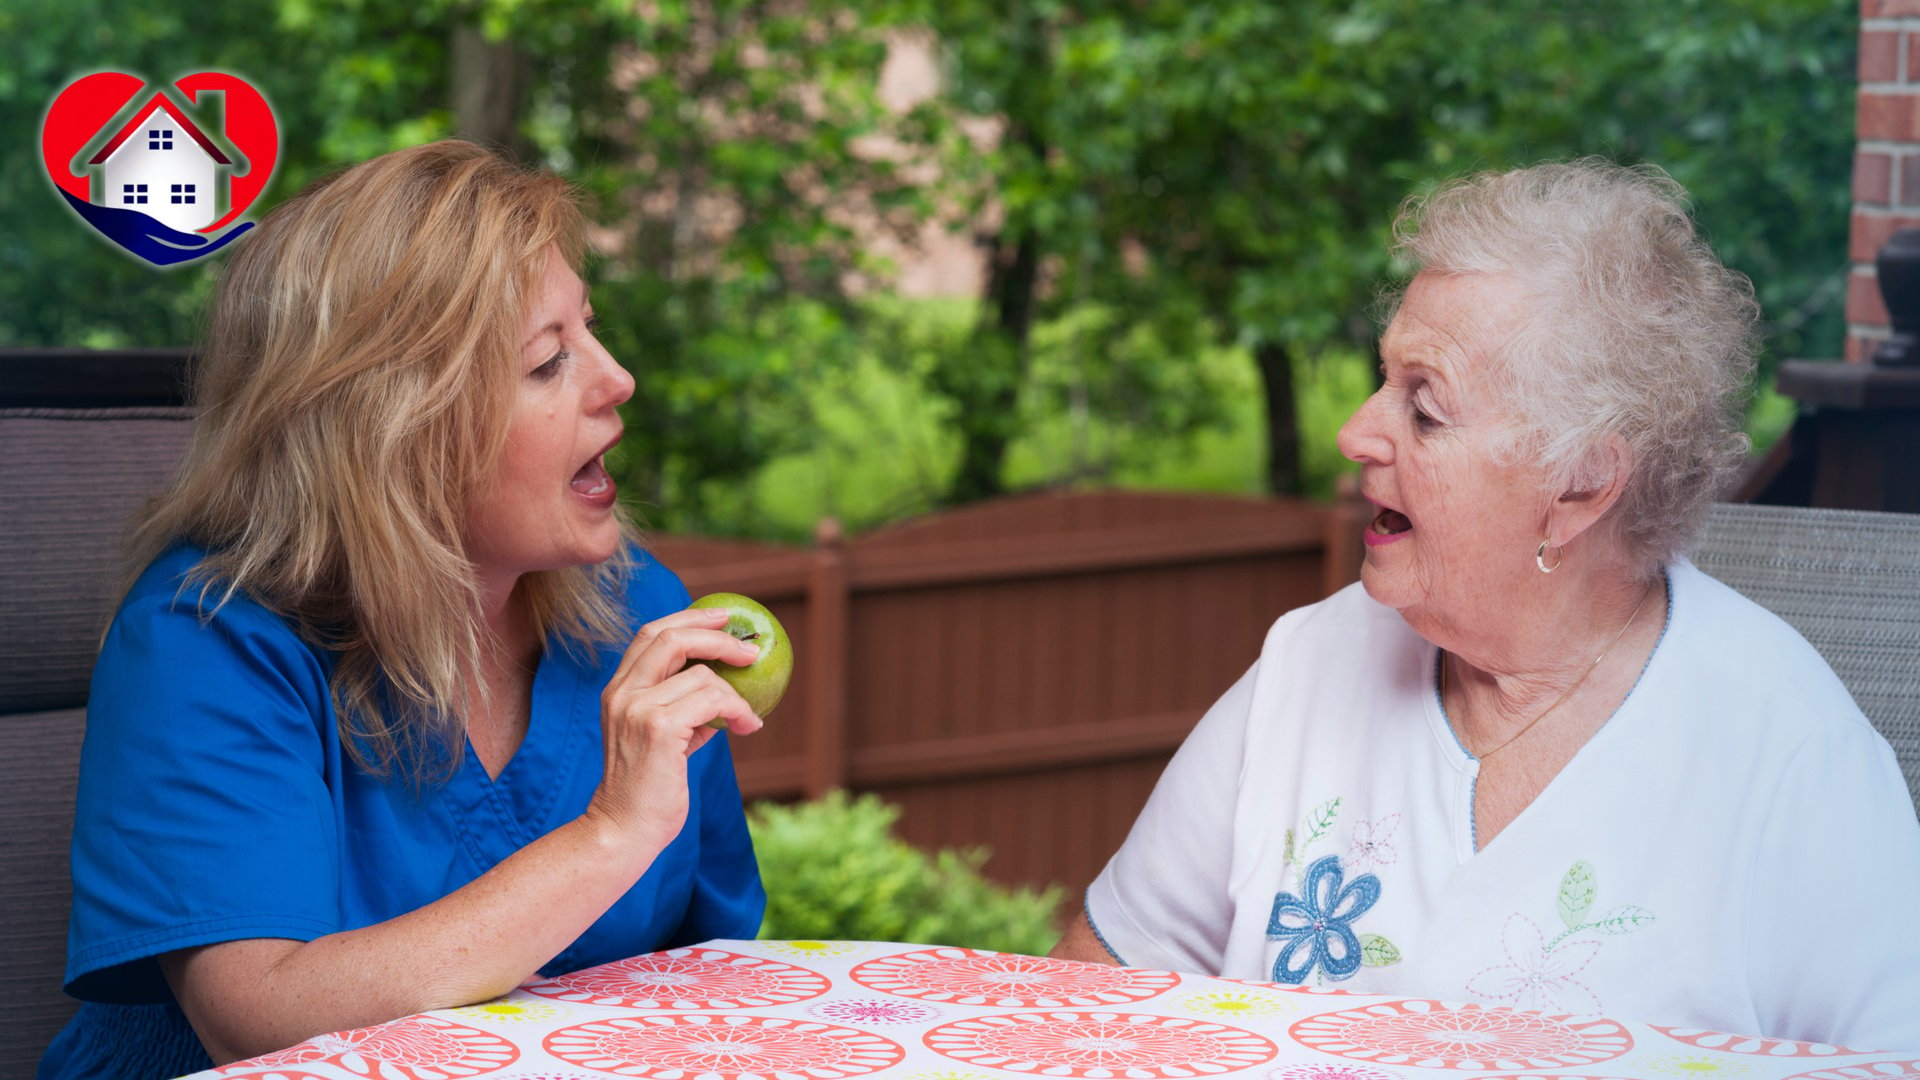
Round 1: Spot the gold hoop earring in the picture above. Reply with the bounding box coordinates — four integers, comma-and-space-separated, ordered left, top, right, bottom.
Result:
1536, 538, 1562, 574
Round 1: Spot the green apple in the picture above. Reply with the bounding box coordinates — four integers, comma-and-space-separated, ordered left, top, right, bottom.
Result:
689, 592, 793, 729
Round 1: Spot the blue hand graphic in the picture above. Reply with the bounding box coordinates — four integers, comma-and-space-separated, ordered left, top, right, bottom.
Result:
60, 189, 252, 266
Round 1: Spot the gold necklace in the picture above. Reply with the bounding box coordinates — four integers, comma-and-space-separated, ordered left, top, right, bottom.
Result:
1443, 578, 1656, 759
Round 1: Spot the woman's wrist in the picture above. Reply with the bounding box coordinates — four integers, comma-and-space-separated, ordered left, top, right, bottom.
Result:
576, 797, 679, 865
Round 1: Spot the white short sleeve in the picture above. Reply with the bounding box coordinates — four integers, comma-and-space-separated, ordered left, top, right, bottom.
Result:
1745, 722, 1920, 1052
1085, 664, 1257, 973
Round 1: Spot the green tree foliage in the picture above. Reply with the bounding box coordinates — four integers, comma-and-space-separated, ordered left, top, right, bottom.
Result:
913, 0, 1853, 496
564, 2, 942, 531
749, 792, 1064, 955
4, 0, 936, 536
2, 0, 310, 347
5, 0, 1856, 518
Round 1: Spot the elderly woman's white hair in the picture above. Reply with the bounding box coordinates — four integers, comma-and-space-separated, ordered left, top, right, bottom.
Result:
1387, 158, 1761, 569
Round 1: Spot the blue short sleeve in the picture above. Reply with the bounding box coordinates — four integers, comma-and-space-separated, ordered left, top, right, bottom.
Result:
66, 549, 342, 1004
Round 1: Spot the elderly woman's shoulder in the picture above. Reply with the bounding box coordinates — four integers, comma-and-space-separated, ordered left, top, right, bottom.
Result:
1668, 560, 1878, 740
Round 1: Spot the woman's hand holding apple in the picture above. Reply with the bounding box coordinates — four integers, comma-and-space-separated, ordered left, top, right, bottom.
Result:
688, 593, 794, 726
584, 607, 764, 853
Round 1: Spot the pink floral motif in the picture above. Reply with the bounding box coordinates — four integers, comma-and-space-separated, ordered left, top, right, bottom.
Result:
543, 1014, 904, 1079
1466, 915, 1605, 1014
1289, 1000, 1633, 1071
1345, 814, 1400, 873
523, 947, 829, 1009
234, 1016, 519, 1078
809, 998, 943, 1025
851, 948, 1178, 1007
1266, 1064, 1399, 1080
924, 1011, 1277, 1077
1779, 1062, 1920, 1080
1654, 1027, 1866, 1058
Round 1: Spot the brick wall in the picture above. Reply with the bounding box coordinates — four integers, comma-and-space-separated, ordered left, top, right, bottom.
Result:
1850, 2, 1920, 359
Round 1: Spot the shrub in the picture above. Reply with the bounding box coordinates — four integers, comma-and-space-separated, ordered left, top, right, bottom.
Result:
748, 791, 1065, 956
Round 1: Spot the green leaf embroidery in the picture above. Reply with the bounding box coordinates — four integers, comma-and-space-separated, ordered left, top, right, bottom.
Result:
1360, 933, 1401, 967
1557, 860, 1597, 930
1282, 828, 1297, 870
1591, 905, 1656, 935
1303, 796, 1341, 845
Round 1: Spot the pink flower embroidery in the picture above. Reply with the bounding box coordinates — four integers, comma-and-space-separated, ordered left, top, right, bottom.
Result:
1465, 914, 1604, 1014
1345, 814, 1399, 873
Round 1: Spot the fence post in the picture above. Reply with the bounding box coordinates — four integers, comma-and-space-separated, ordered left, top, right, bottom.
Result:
803, 517, 849, 798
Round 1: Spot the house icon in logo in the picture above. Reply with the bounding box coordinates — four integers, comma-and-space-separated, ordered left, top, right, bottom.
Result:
82, 91, 237, 234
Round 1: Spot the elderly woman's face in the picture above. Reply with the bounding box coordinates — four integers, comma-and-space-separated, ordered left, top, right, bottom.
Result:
1337, 271, 1552, 625
465, 247, 634, 584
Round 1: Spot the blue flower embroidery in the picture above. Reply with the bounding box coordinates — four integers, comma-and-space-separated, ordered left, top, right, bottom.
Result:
1266, 854, 1381, 983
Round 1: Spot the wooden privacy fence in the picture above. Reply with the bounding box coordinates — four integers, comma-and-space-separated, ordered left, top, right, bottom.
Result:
649, 488, 1369, 899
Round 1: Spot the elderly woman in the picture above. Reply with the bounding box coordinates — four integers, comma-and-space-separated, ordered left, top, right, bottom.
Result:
1053, 161, 1920, 1050
41, 142, 767, 1079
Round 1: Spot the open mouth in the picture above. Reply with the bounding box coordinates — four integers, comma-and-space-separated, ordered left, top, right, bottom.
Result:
1370, 507, 1412, 536
570, 455, 611, 497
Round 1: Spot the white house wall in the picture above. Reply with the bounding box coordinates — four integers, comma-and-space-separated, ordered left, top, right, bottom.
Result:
97, 111, 221, 233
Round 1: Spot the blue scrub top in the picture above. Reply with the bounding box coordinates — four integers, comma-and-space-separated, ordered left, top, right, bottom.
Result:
40, 544, 765, 1080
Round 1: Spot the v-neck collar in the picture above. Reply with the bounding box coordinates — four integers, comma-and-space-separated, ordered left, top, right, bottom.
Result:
1423, 565, 1679, 858
449, 634, 589, 861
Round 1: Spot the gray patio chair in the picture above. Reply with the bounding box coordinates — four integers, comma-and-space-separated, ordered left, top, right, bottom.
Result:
1692, 501, 1920, 811
0, 351, 195, 1079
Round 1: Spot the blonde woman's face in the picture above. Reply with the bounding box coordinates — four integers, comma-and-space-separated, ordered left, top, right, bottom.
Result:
1335, 271, 1554, 635
466, 246, 634, 586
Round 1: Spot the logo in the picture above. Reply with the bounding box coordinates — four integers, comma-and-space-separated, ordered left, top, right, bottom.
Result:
41, 71, 277, 267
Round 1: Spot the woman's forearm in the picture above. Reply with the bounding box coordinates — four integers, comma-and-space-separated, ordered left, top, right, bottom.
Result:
163, 811, 670, 1064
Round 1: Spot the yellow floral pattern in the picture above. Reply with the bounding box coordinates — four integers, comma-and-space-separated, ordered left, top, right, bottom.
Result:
443, 997, 564, 1024
1176, 987, 1298, 1019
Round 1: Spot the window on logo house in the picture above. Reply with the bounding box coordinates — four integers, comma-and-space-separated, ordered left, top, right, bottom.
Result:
147, 129, 173, 151
171, 183, 196, 205
123, 183, 148, 206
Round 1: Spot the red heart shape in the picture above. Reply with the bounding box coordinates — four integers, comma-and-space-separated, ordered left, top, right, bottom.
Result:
42, 70, 278, 234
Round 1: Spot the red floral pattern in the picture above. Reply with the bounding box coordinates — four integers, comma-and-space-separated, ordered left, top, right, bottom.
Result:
1265, 1064, 1401, 1080
189, 940, 1866, 1080
809, 997, 945, 1025
924, 1011, 1277, 1077
1778, 1063, 1920, 1080
1654, 1027, 1866, 1058
543, 1014, 904, 1078
1289, 1000, 1632, 1071
232, 1016, 518, 1078
851, 947, 1179, 1006
524, 947, 829, 1009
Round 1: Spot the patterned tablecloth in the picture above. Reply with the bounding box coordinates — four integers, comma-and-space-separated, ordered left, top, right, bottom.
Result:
180, 939, 1918, 1080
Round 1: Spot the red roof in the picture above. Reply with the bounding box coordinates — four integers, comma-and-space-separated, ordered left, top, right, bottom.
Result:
87, 93, 231, 166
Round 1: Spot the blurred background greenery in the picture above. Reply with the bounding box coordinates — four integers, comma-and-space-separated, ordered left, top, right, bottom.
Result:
6, 0, 1851, 541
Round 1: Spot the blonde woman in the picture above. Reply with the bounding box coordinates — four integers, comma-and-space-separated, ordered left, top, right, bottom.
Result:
42, 142, 767, 1079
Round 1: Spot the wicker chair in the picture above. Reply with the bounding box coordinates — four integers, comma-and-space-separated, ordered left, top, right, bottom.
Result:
1692, 502, 1920, 810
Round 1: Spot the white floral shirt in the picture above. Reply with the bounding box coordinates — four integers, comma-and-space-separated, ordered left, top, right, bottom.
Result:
1087, 562, 1920, 1052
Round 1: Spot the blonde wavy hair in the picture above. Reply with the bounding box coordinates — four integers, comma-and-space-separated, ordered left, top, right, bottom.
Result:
119, 140, 642, 777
